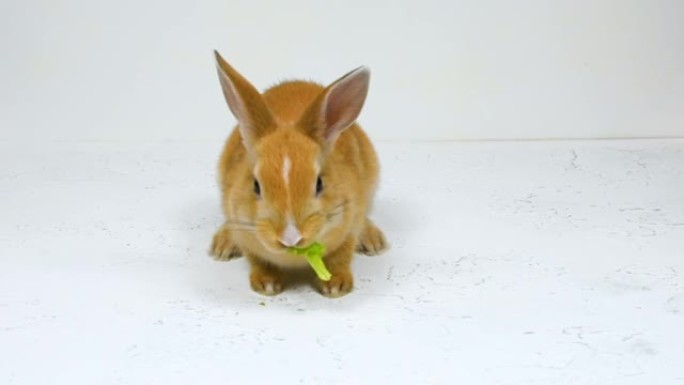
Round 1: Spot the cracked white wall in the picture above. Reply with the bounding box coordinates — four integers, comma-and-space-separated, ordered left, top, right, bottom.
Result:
1, 0, 683, 141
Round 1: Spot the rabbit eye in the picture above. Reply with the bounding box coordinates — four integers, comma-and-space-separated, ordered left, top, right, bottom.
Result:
253, 179, 261, 197
315, 176, 323, 196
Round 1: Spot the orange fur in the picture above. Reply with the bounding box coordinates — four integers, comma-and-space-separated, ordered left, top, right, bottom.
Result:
210, 51, 387, 297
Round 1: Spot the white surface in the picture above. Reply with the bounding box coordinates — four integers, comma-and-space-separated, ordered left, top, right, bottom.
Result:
1, 139, 683, 384
2, 0, 684, 141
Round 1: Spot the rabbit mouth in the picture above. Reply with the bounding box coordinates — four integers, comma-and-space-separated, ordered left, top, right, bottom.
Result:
252, 208, 339, 255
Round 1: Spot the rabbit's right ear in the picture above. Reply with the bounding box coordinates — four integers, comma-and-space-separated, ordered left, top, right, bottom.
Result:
214, 51, 274, 149
297, 66, 370, 152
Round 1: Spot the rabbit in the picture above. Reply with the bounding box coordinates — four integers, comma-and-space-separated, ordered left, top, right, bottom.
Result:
209, 51, 387, 297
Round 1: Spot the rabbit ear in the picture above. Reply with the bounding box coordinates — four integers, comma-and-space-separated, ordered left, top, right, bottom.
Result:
299, 66, 370, 150
214, 50, 274, 148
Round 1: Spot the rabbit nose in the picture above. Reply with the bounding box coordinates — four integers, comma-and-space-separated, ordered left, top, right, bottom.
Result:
279, 221, 303, 247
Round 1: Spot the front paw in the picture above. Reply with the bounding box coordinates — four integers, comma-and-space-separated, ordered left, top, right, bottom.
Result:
250, 270, 284, 296
356, 220, 388, 256
318, 270, 353, 298
210, 226, 242, 261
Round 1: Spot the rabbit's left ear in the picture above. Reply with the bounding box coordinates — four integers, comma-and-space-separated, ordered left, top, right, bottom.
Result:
214, 50, 275, 149
298, 67, 370, 149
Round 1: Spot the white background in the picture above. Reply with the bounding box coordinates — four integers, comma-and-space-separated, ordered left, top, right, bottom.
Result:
2, 2, 684, 383
2, 0, 683, 142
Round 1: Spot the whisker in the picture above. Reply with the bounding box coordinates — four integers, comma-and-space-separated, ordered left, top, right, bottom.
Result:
326, 211, 343, 220
221, 228, 257, 233
323, 199, 356, 220
328, 199, 351, 212
224, 220, 257, 227
222, 224, 257, 231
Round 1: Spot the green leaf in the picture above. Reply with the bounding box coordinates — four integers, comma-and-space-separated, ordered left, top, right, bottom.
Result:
287, 242, 331, 281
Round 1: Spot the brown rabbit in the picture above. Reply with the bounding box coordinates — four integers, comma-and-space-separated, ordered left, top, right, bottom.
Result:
210, 51, 387, 297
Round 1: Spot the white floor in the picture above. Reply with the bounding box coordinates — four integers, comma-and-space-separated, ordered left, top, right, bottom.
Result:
1, 139, 683, 384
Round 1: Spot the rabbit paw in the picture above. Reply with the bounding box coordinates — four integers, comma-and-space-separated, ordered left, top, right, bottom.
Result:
250, 269, 284, 296
356, 220, 388, 256
210, 226, 242, 261
318, 270, 353, 298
